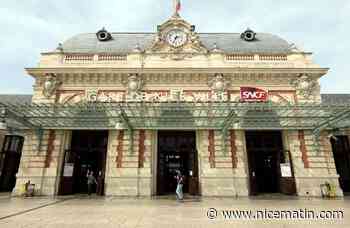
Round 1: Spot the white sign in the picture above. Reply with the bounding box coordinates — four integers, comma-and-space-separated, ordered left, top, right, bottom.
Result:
240, 87, 268, 102
63, 163, 74, 177
280, 163, 292, 177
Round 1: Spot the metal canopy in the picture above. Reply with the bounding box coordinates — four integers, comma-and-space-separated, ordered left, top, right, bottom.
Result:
1, 102, 350, 132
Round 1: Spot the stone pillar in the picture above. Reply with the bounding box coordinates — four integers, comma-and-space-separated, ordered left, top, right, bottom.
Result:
105, 130, 153, 196
12, 129, 66, 196
197, 130, 249, 197
232, 130, 250, 196
287, 130, 342, 197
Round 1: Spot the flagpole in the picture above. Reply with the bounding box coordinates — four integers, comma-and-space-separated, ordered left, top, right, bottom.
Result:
173, 0, 180, 17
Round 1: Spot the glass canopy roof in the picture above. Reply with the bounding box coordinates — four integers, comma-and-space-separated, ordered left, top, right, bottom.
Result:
1, 102, 349, 132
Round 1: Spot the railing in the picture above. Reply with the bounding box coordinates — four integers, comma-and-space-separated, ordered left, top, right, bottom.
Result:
64, 54, 94, 62
226, 54, 255, 61
226, 54, 288, 62
64, 54, 127, 63
98, 54, 127, 61
63, 53, 289, 63
259, 55, 288, 61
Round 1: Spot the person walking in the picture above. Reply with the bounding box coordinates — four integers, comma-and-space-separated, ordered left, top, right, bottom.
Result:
86, 170, 97, 196
96, 171, 104, 196
175, 170, 184, 201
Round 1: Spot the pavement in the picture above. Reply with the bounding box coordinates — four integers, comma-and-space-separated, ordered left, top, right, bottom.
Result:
0, 195, 349, 228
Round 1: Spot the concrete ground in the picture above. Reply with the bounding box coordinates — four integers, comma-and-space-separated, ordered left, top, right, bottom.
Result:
0, 195, 349, 228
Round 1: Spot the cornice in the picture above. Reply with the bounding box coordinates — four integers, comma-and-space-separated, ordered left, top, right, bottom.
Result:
26, 67, 329, 77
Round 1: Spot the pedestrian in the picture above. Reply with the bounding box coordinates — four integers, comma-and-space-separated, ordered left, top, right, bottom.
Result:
96, 171, 104, 196
86, 170, 97, 196
174, 170, 184, 201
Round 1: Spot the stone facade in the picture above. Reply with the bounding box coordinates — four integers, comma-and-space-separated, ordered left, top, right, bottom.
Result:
105, 130, 153, 196
198, 130, 249, 197
12, 130, 67, 196
11, 14, 347, 197
286, 130, 342, 197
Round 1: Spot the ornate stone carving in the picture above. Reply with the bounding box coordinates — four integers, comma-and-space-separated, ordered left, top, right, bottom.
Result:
149, 32, 164, 51
208, 73, 230, 93
123, 74, 144, 100
43, 73, 61, 98
148, 16, 208, 56
291, 74, 317, 99
207, 74, 230, 101
187, 30, 207, 52
288, 43, 303, 52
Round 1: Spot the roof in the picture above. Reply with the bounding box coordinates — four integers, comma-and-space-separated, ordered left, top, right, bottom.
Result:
0, 95, 32, 104
1, 102, 350, 131
61, 32, 292, 54
321, 94, 350, 105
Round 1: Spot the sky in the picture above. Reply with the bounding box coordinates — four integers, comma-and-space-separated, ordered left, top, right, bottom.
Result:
0, 0, 349, 94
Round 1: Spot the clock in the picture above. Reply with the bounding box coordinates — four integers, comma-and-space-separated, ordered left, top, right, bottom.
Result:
166, 29, 187, 48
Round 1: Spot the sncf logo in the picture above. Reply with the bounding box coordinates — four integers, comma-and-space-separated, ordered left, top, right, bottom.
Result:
240, 87, 268, 102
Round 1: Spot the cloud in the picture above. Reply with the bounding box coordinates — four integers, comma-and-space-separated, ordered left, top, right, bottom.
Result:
0, 0, 348, 94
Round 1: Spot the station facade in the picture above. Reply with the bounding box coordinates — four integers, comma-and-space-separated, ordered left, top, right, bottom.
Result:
1, 13, 350, 197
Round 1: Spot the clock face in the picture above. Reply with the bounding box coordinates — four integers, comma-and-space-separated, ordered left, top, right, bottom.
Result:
166, 29, 187, 47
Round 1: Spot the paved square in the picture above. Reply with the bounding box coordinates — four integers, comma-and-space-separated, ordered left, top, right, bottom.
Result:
0, 196, 349, 227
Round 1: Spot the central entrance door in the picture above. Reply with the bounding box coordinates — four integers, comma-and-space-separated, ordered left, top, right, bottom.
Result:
246, 131, 285, 195
157, 131, 199, 195
59, 130, 108, 195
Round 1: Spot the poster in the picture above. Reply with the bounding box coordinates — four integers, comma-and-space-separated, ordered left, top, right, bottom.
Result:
63, 163, 74, 177
280, 163, 292, 177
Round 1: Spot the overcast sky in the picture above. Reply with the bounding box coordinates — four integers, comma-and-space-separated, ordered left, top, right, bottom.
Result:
0, 0, 349, 94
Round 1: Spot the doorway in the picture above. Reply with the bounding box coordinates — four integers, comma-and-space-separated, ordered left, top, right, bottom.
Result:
331, 136, 350, 193
246, 131, 284, 195
58, 130, 108, 195
0, 135, 24, 192
157, 131, 199, 195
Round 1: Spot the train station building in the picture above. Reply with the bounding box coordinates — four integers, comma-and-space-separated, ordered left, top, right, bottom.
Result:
1, 11, 350, 197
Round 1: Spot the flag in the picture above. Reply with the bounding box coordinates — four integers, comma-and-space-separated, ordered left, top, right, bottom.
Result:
175, 0, 181, 13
